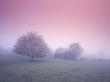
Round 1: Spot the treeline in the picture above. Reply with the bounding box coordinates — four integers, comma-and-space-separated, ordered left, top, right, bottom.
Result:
13, 32, 83, 61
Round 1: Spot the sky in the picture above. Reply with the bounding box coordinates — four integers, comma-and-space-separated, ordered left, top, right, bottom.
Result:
0, 0, 110, 57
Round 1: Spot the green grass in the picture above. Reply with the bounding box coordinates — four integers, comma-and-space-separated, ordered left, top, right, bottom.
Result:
0, 55, 110, 82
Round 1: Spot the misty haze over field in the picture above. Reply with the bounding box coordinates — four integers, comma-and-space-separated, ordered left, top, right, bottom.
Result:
0, 0, 110, 59
0, 0, 110, 82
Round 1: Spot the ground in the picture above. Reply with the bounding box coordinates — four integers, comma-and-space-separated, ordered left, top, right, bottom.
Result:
0, 54, 110, 82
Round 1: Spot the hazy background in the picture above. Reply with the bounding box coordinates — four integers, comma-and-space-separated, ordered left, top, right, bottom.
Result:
0, 0, 110, 59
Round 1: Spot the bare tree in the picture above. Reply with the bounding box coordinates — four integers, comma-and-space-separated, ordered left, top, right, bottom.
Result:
13, 32, 49, 61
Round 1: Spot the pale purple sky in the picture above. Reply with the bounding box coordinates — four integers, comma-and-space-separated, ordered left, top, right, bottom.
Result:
0, 0, 110, 56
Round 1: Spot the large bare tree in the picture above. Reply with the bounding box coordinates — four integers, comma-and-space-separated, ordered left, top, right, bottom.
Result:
13, 32, 49, 61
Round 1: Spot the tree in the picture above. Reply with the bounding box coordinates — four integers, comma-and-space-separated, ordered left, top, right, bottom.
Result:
13, 32, 49, 61
54, 48, 66, 59
54, 43, 83, 60
64, 43, 83, 60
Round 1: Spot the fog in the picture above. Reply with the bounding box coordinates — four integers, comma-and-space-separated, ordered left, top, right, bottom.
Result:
0, 27, 110, 60
0, 43, 109, 60
0, 0, 110, 59
0, 1, 110, 82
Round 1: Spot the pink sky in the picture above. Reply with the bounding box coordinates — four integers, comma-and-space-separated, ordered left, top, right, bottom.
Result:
0, 0, 110, 55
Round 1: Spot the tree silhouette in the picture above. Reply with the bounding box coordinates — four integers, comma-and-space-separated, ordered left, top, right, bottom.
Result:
13, 32, 49, 61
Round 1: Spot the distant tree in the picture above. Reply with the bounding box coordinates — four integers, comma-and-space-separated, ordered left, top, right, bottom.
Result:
13, 32, 49, 61
63, 43, 83, 60
54, 48, 66, 59
54, 43, 83, 60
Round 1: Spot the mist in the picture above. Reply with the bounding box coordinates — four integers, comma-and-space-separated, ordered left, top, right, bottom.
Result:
0, 0, 110, 82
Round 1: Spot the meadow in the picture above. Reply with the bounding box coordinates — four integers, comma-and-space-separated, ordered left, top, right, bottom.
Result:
0, 54, 110, 82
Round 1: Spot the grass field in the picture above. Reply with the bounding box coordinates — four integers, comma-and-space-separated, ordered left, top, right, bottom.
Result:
0, 54, 110, 82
